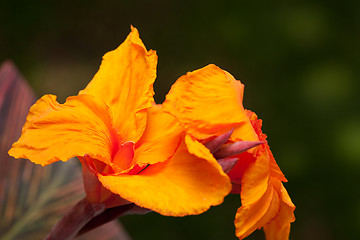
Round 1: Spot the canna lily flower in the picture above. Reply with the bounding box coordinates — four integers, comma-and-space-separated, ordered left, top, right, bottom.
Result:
8, 27, 231, 218
163, 64, 295, 239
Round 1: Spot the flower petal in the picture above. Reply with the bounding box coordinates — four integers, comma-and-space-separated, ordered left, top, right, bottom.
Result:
263, 184, 296, 240
235, 179, 280, 239
236, 180, 295, 240
246, 109, 288, 182
233, 111, 295, 239
97, 138, 231, 216
80, 26, 158, 142
8, 94, 115, 166
163, 64, 257, 141
239, 153, 270, 206
233, 152, 278, 239
133, 105, 182, 166
184, 134, 228, 175
112, 141, 135, 172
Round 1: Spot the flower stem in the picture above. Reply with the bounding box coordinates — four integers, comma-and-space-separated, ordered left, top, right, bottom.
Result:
44, 198, 105, 240
77, 203, 151, 237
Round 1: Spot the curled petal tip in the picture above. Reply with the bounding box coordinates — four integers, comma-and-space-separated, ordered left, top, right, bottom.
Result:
213, 141, 266, 159
204, 129, 234, 153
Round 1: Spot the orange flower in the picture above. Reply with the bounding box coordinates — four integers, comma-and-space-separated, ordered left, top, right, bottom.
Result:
8, 27, 231, 216
163, 64, 295, 239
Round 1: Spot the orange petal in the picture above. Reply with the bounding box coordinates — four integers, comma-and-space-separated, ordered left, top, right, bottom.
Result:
246, 109, 288, 182
163, 64, 257, 141
235, 178, 294, 240
233, 148, 271, 239
133, 105, 182, 166
97, 138, 231, 216
8, 94, 116, 166
233, 122, 295, 239
80, 26, 158, 143
184, 134, 228, 175
235, 179, 281, 239
269, 151, 288, 182
112, 141, 135, 172
263, 183, 296, 240
240, 153, 270, 206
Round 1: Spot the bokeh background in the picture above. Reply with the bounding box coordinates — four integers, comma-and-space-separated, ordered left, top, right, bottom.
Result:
1, 1, 360, 239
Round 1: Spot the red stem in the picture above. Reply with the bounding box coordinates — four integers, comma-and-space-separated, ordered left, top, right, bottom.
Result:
76, 203, 151, 237
44, 198, 105, 240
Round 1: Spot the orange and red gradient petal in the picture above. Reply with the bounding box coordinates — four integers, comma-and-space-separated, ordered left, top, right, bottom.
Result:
97, 138, 232, 217
133, 105, 182, 166
81, 26, 157, 142
163, 64, 257, 141
8, 94, 116, 166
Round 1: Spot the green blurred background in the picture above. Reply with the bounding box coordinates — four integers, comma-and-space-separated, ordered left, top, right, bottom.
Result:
1, 0, 359, 239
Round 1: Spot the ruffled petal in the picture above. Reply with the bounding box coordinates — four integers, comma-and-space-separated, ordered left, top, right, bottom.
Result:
263, 183, 296, 240
236, 179, 295, 240
133, 105, 182, 166
8, 94, 115, 166
163, 64, 257, 141
234, 111, 295, 239
234, 151, 276, 239
81, 26, 158, 142
235, 179, 280, 239
97, 137, 231, 216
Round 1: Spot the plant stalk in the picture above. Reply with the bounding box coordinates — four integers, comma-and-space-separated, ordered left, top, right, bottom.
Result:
44, 198, 105, 240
